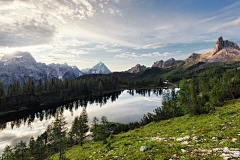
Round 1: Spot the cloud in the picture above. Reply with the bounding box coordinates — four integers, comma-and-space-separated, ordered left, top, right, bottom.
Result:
106, 49, 121, 52
195, 48, 213, 54
140, 43, 174, 49
0, 16, 57, 47
210, 17, 240, 32
69, 49, 89, 54
42, 53, 93, 63
114, 51, 173, 59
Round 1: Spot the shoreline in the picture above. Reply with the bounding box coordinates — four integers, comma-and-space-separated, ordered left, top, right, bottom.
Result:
0, 86, 176, 119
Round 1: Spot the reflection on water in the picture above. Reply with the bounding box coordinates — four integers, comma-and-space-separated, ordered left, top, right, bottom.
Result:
0, 88, 178, 154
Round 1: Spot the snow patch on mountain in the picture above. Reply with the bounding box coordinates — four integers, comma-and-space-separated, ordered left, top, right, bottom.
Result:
81, 62, 111, 74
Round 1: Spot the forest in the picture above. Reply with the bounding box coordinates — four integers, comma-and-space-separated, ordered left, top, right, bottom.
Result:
0, 75, 163, 113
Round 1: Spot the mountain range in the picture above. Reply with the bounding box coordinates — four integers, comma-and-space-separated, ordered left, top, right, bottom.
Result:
127, 37, 240, 73
0, 51, 111, 87
0, 37, 239, 86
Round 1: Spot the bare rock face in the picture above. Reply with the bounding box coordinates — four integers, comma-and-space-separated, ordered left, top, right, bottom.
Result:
185, 53, 202, 61
152, 58, 183, 68
213, 37, 240, 54
198, 37, 240, 62
128, 64, 146, 73
152, 60, 164, 68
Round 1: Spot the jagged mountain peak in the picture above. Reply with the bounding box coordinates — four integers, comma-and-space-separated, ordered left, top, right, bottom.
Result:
81, 62, 111, 74
213, 37, 240, 54
1, 51, 37, 64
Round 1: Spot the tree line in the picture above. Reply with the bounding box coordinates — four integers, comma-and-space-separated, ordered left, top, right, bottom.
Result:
0, 75, 164, 113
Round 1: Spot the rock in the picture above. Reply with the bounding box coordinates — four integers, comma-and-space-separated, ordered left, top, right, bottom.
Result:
173, 154, 179, 159
152, 58, 183, 68
232, 138, 237, 142
183, 135, 191, 140
177, 137, 184, 142
192, 136, 198, 140
223, 147, 231, 153
231, 151, 240, 157
185, 53, 202, 61
127, 64, 146, 73
140, 146, 148, 152
213, 37, 240, 54
181, 141, 190, 145
181, 149, 186, 153
221, 153, 232, 160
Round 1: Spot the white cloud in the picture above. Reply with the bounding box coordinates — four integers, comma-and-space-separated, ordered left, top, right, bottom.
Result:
114, 51, 173, 59
155, 25, 172, 30
139, 43, 174, 49
99, 3, 104, 8
195, 48, 213, 54
106, 49, 121, 52
210, 17, 240, 32
69, 49, 89, 54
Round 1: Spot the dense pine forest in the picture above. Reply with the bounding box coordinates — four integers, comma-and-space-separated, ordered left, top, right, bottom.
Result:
0, 75, 163, 113
1, 61, 240, 159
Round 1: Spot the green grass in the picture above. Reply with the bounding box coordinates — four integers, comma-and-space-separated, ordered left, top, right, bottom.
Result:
49, 99, 240, 160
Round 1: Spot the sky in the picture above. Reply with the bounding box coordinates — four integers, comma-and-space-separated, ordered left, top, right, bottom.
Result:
0, 0, 240, 71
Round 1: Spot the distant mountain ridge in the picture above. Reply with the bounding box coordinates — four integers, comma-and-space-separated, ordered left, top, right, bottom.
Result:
0, 51, 84, 87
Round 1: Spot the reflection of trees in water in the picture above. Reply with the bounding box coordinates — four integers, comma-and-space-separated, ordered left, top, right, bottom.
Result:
127, 89, 163, 97
0, 91, 123, 132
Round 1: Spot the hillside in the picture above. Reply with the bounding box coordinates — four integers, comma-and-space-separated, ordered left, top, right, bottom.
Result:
50, 99, 240, 159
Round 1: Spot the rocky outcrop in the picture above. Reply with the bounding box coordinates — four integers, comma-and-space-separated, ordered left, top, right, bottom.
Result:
213, 37, 240, 54
198, 37, 240, 62
152, 60, 164, 68
185, 53, 202, 61
152, 58, 183, 68
128, 64, 146, 73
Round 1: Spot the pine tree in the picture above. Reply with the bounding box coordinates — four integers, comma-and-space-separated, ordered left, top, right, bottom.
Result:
91, 116, 99, 141
51, 111, 67, 160
2, 145, 13, 160
101, 116, 108, 144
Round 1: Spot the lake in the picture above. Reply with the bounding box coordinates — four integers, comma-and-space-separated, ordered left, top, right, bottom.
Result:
0, 88, 179, 154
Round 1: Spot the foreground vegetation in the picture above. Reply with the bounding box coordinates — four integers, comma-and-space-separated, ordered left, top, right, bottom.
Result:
48, 99, 240, 160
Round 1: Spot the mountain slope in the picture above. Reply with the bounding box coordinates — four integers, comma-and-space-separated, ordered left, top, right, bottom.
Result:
50, 99, 240, 159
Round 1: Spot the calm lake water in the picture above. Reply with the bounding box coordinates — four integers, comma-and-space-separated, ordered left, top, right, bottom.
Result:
0, 88, 179, 154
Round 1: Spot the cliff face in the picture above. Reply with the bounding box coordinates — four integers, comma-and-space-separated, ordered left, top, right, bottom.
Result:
213, 37, 240, 55
128, 64, 146, 73
199, 37, 240, 62
152, 58, 183, 68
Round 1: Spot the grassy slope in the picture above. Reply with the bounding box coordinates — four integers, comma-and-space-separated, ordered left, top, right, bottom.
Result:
49, 99, 240, 160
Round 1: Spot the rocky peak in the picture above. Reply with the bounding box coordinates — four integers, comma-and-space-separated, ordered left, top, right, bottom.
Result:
213, 37, 240, 54
152, 58, 183, 68
1, 51, 37, 65
185, 53, 202, 61
128, 64, 146, 73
